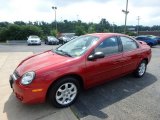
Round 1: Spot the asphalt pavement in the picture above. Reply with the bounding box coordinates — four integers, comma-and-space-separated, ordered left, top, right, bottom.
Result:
0, 43, 58, 53
0, 43, 160, 120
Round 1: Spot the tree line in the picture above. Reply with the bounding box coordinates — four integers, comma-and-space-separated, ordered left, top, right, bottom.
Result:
0, 18, 160, 41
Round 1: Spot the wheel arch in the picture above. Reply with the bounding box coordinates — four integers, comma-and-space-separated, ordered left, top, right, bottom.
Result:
143, 58, 148, 64
46, 73, 84, 101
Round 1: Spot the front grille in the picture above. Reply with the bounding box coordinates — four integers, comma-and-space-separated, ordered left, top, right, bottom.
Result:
31, 40, 36, 42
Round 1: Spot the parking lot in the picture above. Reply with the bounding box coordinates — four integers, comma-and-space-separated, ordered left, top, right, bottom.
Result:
0, 43, 160, 120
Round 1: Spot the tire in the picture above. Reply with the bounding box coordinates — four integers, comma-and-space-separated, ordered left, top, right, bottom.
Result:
134, 60, 147, 78
48, 77, 80, 108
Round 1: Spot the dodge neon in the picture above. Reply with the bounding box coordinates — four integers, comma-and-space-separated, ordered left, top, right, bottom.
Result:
9, 33, 151, 108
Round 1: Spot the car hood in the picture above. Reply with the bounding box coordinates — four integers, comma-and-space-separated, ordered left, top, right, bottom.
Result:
16, 51, 72, 76
28, 38, 40, 41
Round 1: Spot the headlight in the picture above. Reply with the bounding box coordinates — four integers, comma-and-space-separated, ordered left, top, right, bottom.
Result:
21, 71, 35, 85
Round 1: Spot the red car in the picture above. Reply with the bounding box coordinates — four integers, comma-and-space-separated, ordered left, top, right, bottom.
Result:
9, 33, 151, 108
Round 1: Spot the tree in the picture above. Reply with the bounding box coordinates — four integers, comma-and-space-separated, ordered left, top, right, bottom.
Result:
75, 26, 86, 36
97, 18, 111, 32
0, 27, 8, 42
1, 20, 160, 42
0, 24, 43, 41
14, 21, 26, 26
50, 29, 58, 37
88, 23, 96, 33
0, 22, 10, 27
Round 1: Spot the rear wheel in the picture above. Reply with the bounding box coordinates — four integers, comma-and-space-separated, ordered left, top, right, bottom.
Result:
134, 60, 147, 78
45, 41, 49, 45
48, 77, 80, 108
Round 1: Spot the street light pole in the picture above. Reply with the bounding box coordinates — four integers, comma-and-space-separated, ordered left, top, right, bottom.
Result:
122, 0, 129, 34
52, 6, 57, 31
137, 16, 140, 35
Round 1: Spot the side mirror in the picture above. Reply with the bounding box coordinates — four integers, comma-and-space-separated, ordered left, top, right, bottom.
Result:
88, 52, 105, 61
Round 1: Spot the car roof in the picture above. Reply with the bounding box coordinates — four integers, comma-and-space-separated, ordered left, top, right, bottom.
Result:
86, 33, 126, 39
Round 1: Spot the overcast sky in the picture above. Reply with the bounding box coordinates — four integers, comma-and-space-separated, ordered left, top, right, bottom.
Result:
0, 0, 160, 26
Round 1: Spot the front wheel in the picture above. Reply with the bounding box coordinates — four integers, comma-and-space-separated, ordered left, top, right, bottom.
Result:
48, 77, 80, 108
134, 60, 147, 78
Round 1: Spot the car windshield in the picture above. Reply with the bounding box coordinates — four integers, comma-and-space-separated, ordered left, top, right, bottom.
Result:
148, 36, 157, 39
54, 35, 99, 57
30, 36, 39, 38
48, 36, 56, 39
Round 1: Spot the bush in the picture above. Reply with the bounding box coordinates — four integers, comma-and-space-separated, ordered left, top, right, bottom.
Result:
50, 29, 58, 37
0, 27, 8, 42
126, 31, 136, 36
0, 24, 43, 41
75, 26, 86, 36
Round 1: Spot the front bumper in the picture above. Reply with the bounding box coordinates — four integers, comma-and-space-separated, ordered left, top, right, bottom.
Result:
9, 74, 46, 104
48, 41, 59, 44
28, 42, 41, 45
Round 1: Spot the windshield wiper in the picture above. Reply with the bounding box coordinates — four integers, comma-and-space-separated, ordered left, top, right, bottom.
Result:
55, 49, 72, 57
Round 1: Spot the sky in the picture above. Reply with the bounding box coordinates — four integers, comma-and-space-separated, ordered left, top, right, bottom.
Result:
0, 0, 160, 26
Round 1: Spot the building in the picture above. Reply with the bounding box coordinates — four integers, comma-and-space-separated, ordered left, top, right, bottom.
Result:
139, 31, 160, 36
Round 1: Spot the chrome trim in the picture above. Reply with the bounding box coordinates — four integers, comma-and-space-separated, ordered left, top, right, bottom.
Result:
12, 73, 17, 81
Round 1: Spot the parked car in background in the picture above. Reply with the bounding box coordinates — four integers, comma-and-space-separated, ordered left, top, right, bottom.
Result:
70, 36, 79, 40
130, 36, 136, 39
147, 35, 160, 44
9, 33, 151, 108
58, 36, 71, 44
27, 35, 41, 45
135, 35, 158, 47
45, 36, 59, 45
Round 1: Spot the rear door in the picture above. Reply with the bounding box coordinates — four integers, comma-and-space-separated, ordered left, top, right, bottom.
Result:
119, 36, 141, 73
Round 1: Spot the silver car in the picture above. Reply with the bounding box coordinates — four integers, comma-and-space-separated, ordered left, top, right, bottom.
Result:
27, 35, 41, 45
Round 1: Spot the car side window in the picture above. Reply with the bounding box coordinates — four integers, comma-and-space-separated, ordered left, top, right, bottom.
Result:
95, 37, 119, 56
120, 36, 138, 51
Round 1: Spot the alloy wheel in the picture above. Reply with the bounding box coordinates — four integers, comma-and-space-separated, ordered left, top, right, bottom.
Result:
55, 82, 77, 105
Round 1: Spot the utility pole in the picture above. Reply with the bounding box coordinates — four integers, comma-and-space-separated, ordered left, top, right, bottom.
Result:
77, 15, 79, 21
122, 0, 129, 34
113, 22, 115, 33
52, 6, 57, 31
137, 16, 140, 35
